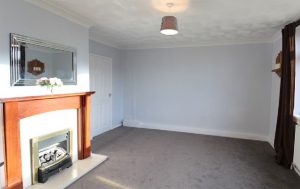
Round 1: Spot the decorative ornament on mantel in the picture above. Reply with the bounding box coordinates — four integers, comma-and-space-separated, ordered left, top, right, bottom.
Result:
160, 3, 178, 35
36, 77, 63, 93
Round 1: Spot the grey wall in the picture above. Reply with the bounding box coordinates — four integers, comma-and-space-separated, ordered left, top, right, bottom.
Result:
89, 40, 124, 127
123, 43, 273, 140
0, 0, 90, 97
268, 35, 282, 145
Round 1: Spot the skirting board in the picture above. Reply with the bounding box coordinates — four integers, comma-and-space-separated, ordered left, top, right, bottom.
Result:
113, 123, 123, 129
27, 153, 108, 189
267, 136, 275, 149
92, 123, 122, 139
293, 164, 300, 176
123, 120, 269, 142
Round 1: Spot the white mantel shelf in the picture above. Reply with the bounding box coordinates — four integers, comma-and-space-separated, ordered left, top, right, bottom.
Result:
27, 153, 108, 189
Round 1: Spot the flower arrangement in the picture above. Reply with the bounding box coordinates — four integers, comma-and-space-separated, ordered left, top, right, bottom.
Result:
36, 77, 63, 93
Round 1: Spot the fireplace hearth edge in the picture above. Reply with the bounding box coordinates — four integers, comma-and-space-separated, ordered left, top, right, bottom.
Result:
27, 153, 108, 189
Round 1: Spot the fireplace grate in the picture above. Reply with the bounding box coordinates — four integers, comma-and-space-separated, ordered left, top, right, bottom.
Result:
38, 147, 72, 183
39, 146, 67, 167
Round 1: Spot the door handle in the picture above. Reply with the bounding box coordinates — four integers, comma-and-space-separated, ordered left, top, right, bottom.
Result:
108, 93, 112, 97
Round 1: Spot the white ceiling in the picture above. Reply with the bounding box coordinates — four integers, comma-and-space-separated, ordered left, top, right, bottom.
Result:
26, 0, 300, 49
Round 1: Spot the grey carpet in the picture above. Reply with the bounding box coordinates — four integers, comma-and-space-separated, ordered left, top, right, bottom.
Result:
67, 126, 300, 189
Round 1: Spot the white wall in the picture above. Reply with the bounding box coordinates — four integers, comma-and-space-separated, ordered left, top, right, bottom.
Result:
123, 43, 273, 141
0, 0, 90, 98
89, 40, 124, 128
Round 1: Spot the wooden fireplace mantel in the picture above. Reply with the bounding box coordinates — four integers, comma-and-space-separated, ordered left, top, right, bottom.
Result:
0, 91, 95, 189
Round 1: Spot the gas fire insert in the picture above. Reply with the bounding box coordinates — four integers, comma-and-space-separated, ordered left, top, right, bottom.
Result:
31, 129, 73, 184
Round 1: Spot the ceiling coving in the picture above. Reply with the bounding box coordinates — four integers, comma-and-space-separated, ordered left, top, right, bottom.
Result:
26, 0, 300, 49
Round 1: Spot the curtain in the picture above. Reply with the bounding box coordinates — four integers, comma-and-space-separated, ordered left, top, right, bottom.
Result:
274, 22, 297, 168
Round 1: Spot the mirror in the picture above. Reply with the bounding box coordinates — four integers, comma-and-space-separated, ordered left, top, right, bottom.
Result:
10, 33, 77, 86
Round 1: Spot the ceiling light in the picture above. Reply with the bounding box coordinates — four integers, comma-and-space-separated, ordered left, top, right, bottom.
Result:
160, 16, 178, 35
152, 0, 189, 13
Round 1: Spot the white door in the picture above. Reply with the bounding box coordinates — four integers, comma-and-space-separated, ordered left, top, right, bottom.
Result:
89, 54, 112, 137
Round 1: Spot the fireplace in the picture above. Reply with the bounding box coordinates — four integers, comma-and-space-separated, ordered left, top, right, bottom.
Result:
0, 92, 95, 189
31, 129, 73, 184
